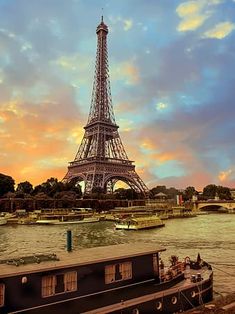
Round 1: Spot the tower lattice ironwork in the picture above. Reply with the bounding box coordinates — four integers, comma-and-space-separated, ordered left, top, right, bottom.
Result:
64, 17, 149, 196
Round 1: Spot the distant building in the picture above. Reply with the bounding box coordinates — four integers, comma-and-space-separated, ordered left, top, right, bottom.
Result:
154, 192, 167, 200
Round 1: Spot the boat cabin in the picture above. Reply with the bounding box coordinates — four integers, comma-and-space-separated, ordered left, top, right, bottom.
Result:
0, 243, 168, 314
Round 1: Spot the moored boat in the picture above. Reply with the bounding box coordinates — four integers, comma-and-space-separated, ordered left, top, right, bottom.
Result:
36, 214, 99, 225
49, 216, 100, 225
169, 206, 197, 218
0, 217, 7, 225
0, 243, 213, 314
115, 215, 165, 230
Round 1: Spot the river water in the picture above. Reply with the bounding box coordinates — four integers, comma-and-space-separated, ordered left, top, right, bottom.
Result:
0, 214, 234, 296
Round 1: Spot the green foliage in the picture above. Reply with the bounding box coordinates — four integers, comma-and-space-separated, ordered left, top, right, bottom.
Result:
16, 181, 33, 194
203, 184, 218, 199
150, 185, 179, 199
150, 185, 167, 195
203, 184, 232, 200
0, 173, 15, 197
184, 186, 198, 201
114, 188, 140, 200
33, 177, 82, 198
63, 178, 82, 196
217, 186, 232, 200
0, 172, 233, 202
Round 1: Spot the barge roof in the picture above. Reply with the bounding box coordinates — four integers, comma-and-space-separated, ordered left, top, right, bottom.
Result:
0, 243, 165, 277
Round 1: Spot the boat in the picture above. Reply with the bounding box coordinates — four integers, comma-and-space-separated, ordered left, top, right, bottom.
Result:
115, 215, 165, 230
0, 243, 213, 313
168, 206, 197, 218
0, 217, 7, 225
36, 213, 99, 225
49, 216, 99, 225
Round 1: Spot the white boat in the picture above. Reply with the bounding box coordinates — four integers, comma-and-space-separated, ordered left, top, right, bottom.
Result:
115, 215, 165, 230
36, 215, 99, 225
51, 216, 100, 225
36, 219, 61, 225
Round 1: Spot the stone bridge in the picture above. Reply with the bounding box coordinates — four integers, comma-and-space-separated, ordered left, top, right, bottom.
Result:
193, 200, 235, 212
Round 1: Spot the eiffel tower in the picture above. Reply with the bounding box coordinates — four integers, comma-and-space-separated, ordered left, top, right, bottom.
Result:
64, 17, 149, 196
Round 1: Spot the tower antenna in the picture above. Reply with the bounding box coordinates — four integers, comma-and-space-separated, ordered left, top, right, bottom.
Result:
101, 8, 104, 22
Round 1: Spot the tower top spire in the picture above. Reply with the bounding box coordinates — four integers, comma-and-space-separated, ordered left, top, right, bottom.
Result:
96, 15, 108, 33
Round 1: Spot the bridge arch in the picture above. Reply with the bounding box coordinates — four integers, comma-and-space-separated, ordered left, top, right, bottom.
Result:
195, 201, 235, 212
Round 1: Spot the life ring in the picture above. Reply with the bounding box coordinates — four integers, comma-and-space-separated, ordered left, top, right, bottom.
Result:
185, 256, 190, 264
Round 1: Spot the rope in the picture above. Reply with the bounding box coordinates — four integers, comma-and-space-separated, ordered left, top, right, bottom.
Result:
210, 262, 235, 267
180, 290, 195, 308
211, 264, 235, 277
213, 289, 224, 297
196, 282, 204, 306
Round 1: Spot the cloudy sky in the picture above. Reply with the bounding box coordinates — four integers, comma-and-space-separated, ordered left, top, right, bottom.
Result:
0, 0, 235, 190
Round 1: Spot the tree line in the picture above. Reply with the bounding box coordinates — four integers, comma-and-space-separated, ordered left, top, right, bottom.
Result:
0, 173, 233, 201
151, 184, 232, 201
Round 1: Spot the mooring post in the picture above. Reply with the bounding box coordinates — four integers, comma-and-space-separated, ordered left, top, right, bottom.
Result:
67, 230, 72, 252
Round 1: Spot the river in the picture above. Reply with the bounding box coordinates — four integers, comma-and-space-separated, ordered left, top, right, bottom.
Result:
0, 213, 234, 296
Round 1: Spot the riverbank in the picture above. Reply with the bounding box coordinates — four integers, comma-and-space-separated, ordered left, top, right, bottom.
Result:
186, 293, 235, 313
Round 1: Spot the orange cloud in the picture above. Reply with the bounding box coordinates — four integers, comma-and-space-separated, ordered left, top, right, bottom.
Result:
111, 61, 140, 85
0, 97, 83, 186
218, 169, 232, 182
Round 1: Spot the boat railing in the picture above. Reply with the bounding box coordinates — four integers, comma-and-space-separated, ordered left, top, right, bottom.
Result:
160, 262, 185, 282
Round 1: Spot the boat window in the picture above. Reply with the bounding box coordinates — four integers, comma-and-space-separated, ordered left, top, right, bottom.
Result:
42, 272, 78, 297
171, 296, 178, 304
42, 275, 56, 297
120, 261, 132, 280
0, 283, 5, 307
105, 264, 116, 284
64, 271, 77, 292
191, 291, 196, 298
156, 301, 162, 310
105, 261, 132, 284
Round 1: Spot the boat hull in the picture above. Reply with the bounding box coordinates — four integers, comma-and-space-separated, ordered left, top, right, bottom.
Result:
36, 218, 99, 225
2, 274, 212, 313
115, 223, 165, 230
0, 219, 7, 225
0, 244, 213, 314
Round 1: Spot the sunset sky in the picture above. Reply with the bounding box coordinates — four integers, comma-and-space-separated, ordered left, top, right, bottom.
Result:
0, 0, 235, 190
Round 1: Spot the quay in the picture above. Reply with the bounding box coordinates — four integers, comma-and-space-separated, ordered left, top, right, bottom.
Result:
185, 293, 235, 313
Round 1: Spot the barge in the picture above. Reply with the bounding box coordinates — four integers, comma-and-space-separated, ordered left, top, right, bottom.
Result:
115, 216, 165, 230
0, 243, 213, 313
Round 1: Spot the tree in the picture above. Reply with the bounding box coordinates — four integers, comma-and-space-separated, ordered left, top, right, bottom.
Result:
16, 181, 33, 194
64, 179, 82, 197
33, 178, 63, 197
184, 186, 197, 201
33, 177, 82, 198
166, 187, 179, 200
203, 184, 217, 199
0, 173, 15, 197
150, 185, 167, 196
217, 186, 232, 200
150, 186, 179, 200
